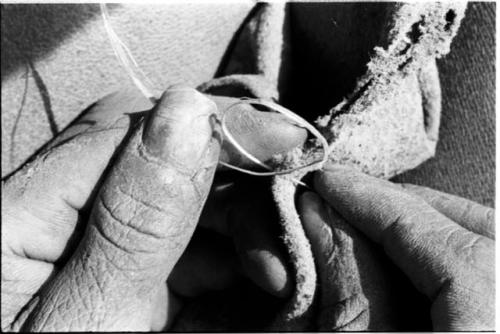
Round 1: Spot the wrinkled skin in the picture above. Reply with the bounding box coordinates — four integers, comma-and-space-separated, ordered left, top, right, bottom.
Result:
2, 86, 495, 331
300, 165, 495, 331
1, 86, 306, 331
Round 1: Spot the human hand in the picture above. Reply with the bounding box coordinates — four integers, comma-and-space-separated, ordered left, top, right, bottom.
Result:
1, 86, 306, 331
299, 165, 494, 331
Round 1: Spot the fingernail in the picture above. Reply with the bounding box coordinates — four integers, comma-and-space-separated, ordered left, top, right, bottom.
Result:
142, 87, 218, 167
299, 191, 327, 233
223, 108, 308, 165
299, 191, 334, 260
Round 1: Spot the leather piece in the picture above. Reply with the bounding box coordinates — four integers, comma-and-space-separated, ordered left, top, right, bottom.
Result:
174, 3, 466, 331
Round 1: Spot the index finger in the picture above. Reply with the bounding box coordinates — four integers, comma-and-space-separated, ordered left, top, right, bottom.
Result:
398, 184, 495, 240
313, 165, 494, 300
211, 95, 308, 170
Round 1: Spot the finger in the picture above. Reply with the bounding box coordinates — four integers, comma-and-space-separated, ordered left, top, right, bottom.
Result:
1, 87, 152, 332
150, 283, 183, 331
195, 98, 309, 234
2, 88, 305, 331
399, 184, 495, 239
314, 165, 494, 300
2, 86, 153, 263
23, 86, 220, 331
300, 192, 429, 330
168, 228, 240, 298
212, 95, 308, 169
0, 254, 55, 331
299, 192, 369, 330
229, 195, 293, 298
197, 172, 293, 299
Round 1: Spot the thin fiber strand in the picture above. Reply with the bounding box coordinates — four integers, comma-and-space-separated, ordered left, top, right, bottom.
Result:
100, 3, 157, 102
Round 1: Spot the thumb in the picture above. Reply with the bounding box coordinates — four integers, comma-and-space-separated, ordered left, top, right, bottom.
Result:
23, 86, 220, 332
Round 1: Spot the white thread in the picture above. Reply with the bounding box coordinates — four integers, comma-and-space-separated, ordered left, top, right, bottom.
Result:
221, 115, 272, 170
100, 3, 158, 103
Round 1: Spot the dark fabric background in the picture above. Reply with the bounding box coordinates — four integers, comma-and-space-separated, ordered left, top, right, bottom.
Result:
393, 2, 495, 207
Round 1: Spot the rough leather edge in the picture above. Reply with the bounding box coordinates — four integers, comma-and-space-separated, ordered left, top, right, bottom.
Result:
269, 170, 315, 331
270, 2, 466, 330
319, 2, 466, 129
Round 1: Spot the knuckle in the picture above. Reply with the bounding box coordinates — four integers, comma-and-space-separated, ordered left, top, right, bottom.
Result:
165, 85, 217, 114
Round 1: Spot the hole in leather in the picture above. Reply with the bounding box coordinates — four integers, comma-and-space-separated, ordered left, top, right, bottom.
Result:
398, 18, 425, 61
398, 57, 412, 71
444, 10, 456, 31
407, 18, 424, 43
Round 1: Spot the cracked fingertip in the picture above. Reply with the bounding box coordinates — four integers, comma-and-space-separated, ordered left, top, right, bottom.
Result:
142, 87, 218, 168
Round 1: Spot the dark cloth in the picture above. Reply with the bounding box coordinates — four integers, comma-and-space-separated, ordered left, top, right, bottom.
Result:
394, 3, 495, 207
